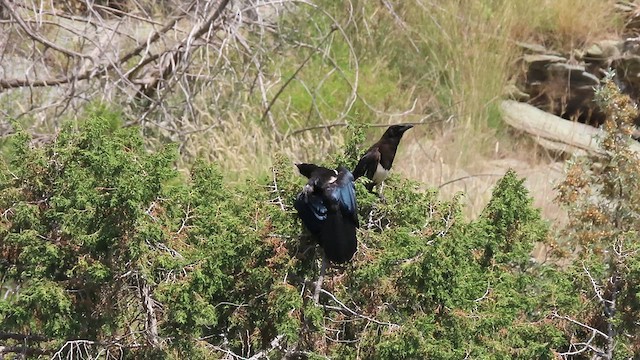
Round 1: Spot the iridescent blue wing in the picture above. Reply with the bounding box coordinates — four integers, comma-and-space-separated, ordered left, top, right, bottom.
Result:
331, 167, 359, 227
294, 191, 327, 234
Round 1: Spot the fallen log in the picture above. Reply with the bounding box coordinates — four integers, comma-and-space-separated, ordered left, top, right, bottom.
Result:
500, 100, 640, 156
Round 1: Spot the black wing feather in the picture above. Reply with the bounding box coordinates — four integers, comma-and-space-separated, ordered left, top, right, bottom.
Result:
293, 192, 327, 235
353, 148, 380, 181
294, 164, 359, 263
320, 211, 357, 264
331, 167, 359, 227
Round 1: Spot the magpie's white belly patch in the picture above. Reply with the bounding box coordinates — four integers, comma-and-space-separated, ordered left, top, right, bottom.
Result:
372, 163, 389, 183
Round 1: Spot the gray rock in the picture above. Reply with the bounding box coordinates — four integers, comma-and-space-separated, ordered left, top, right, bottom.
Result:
615, 54, 640, 85
516, 41, 562, 56
623, 38, 640, 55
547, 63, 600, 88
585, 40, 622, 60
503, 84, 530, 101
523, 54, 567, 64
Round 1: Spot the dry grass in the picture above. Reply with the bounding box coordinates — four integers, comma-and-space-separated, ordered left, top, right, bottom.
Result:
392, 125, 568, 222
177, 120, 349, 180
507, 0, 623, 50
173, 0, 623, 225
0, 0, 627, 225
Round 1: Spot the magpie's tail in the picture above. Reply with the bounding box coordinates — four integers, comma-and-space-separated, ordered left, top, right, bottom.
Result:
320, 212, 357, 264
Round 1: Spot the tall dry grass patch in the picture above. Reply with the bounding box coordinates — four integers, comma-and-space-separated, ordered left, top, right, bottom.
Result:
176, 0, 624, 184
373, 0, 622, 218
176, 120, 348, 181
507, 0, 622, 49
2, 0, 625, 194
364, 1, 522, 166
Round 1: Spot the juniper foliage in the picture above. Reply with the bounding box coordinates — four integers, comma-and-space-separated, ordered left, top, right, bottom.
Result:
0, 112, 583, 359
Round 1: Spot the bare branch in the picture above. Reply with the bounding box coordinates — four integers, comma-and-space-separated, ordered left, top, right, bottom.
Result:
286, 118, 446, 138
247, 334, 284, 360
0, 1, 197, 91
50, 339, 141, 360
556, 330, 604, 358
438, 174, 503, 189
473, 282, 491, 302
319, 288, 399, 328
551, 311, 608, 339
117, 1, 198, 65
259, 25, 338, 131
139, 276, 160, 347
0, 345, 51, 356
207, 344, 249, 360
313, 255, 328, 304
0, 74, 86, 89
269, 166, 286, 211
0, 0, 90, 59
582, 262, 606, 305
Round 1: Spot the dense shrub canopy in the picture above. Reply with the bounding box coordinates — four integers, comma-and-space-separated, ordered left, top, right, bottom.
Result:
2, 1, 640, 358
0, 110, 597, 359
3, 76, 640, 358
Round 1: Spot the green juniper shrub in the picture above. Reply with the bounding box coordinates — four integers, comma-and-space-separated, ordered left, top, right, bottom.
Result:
0, 109, 579, 359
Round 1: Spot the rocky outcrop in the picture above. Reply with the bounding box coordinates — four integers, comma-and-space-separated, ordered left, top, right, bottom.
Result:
512, 1, 640, 130
513, 37, 640, 129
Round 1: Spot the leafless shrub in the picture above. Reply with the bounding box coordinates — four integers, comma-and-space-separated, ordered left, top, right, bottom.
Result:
2, 0, 357, 145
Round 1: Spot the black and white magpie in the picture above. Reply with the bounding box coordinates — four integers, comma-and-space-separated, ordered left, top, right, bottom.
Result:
353, 124, 413, 192
294, 163, 359, 264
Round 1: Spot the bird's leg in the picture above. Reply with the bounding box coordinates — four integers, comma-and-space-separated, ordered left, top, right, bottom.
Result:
377, 181, 386, 203
313, 254, 328, 304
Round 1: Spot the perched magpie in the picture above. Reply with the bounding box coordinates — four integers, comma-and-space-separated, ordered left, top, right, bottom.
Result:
294, 163, 359, 264
353, 124, 413, 192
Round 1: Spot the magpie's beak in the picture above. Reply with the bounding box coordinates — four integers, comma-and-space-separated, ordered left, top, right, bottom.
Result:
400, 124, 414, 133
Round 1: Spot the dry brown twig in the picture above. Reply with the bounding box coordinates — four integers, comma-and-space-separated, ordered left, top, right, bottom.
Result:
0, 0, 374, 174
2, 1, 360, 139
319, 288, 399, 328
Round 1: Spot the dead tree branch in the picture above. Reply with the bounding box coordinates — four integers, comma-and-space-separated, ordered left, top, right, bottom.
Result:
247, 334, 285, 360
0, 0, 90, 59
0, 345, 51, 357
556, 330, 603, 358
0, 1, 198, 91
136, 0, 231, 98
49, 339, 142, 360
139, 276, 160, 347
551, 310, 609, 359
319, 288, 399, 328
551, 312, 608, 339
313, 255, 328, 304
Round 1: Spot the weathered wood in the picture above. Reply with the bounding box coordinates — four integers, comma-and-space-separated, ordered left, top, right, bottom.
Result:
500, 100, 640, 155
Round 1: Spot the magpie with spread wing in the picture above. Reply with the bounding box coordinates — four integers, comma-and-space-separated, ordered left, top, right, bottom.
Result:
294, 163, 359, 264
353, 124, 413, 192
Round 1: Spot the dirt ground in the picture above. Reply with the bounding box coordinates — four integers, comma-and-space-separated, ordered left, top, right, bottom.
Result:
394, 129, 568, 225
